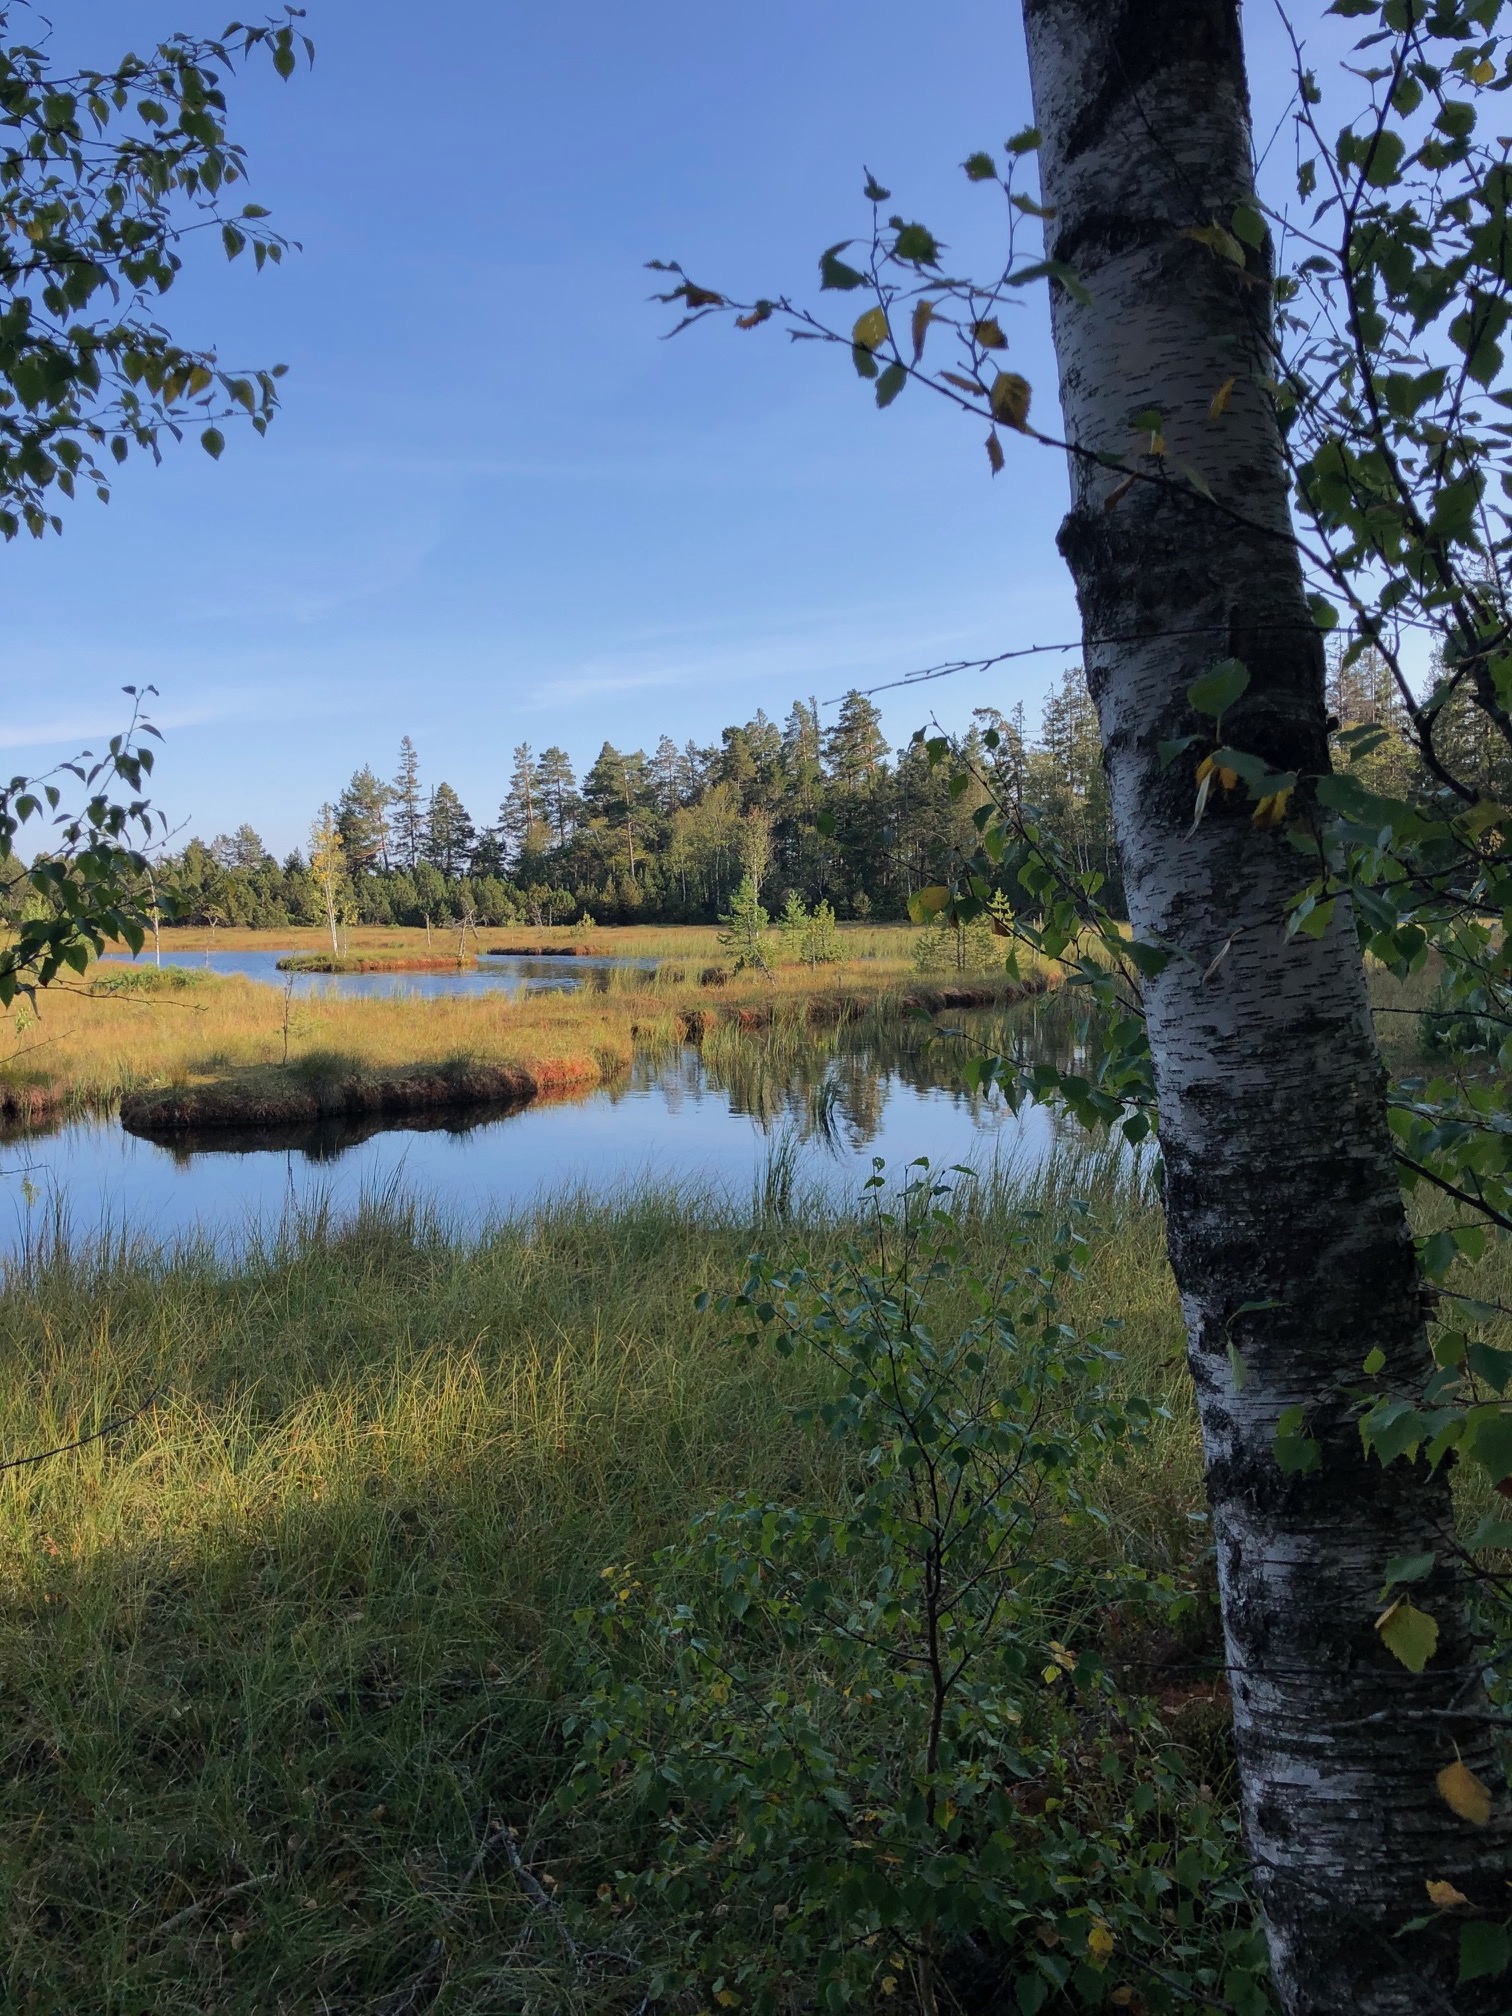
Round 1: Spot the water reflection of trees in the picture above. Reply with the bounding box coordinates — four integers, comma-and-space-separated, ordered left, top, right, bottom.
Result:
647, 999, 1095, 1154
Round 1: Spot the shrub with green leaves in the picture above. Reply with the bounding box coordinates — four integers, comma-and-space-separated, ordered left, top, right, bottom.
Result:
562, 1166, 1269, 2015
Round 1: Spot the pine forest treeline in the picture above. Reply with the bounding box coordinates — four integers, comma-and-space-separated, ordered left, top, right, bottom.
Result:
124, 653, 1501, 933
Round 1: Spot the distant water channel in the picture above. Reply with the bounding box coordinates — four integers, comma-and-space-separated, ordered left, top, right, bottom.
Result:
4, 958, 1080, 1259
100, 944, 656, 999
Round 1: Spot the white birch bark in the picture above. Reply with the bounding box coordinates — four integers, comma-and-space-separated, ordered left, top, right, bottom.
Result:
1018, 4, 1510, 2008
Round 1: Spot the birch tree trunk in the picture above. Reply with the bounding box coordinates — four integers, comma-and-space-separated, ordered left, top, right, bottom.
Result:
1019, 4, 1510, 2008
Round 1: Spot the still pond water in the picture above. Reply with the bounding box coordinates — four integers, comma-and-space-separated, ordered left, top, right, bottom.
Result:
4, 956, 1075, 1257
102, 945, 657, 999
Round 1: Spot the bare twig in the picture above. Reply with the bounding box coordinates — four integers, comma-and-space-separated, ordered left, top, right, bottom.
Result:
0, 1388, 163, 1476
134, 1872, 272, 1948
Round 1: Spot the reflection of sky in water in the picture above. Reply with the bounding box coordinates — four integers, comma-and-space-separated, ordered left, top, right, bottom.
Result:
1, 1042, 1061, 1261
99, 946, 653, 1000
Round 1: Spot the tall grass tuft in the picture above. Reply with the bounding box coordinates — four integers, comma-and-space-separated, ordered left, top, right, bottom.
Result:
0, 1167, 1192, 2012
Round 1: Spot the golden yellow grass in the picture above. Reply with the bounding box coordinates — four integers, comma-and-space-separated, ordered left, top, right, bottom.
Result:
1, 934, 1050, 1125
133, 919, 924, 962
0, 1171, 1198, 2012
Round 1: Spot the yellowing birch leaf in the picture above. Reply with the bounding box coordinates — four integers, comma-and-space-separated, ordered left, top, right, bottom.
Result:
910, 298, 936, 362
941, 369, 985, 396
852, 306, 889, 353
1376, 1596, 1439, 1672
1183, 222, 1246, 266
1437, 1759, 1494, 1826
1427, 1879, 1470, 1908
1208, 375, 1236, 420
1104, 471, 1137, 511
985, 429, 1005, 475
972, 316, 1008, 349
1253, 787, 1293, 829
1087, 1922, 1115, 1968
989, 371, 1032, 430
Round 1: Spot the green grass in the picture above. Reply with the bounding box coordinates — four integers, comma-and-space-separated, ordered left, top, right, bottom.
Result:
0, 1166, 1194, 2014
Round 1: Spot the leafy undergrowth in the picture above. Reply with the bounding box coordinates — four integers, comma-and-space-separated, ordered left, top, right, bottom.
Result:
0, 1169, 1221, 2014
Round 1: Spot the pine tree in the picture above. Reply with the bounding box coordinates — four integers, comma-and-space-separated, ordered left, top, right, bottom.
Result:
423, 783, 476, 879
582, 743, 648, 878
391, 737, 423, 871
336, 765, 393, 875
647, 734, 683, 815
718, 872, 771, 976
211, 824, 268, 873
823, 689, 888, 791
498, 742, 548, 863
536, 746, 579, 844
780, 699, 823, 812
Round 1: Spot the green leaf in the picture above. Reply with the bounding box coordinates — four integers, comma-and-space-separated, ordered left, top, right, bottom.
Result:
963, 151, 997, 182
890, 220, 942, 266
1008, 259, 1090, 306
1363, 1346, 1386, 1375
1361, 129, 1407, 187
200, 426, 225, 460
1381, 1550, 1436, 1590
1467, 1342, 1512, 1394
1376, 1596, 1439, 1673
1307, 593, 1340, 632
1187, 658, 1250, 717
1472, 1410, 1512, 1485
1123, 938, 1172, 978
1459, 1921, 1510, 1984
1275, 1405, 1321, 1474
874, 361, 907, 409
819, 242, 866, 291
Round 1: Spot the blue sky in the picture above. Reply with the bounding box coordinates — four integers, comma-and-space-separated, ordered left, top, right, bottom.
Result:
9, 2, 1341, 856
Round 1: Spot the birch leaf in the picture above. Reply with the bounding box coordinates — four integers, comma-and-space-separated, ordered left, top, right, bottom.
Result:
972, 317, 1007, 349
989, 371, 1031, 430
1208, 375, 1236, 420
1187, 659, 1250, 718
852, 306, 889, 353
1426, 1879, 1469, 1908
1375, 1596, 1438, 1672
1438, 1758, 1494, 1826
1252, 787, 1293, 830
819, 242, 866, 290
910, 298, 935, 363
1380, 1550, 1436, 1591
1183, 222, 1246, 266
985, 430, 1004, 475
874, 361, 906, 409
1459, 1919, 1510, 1981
